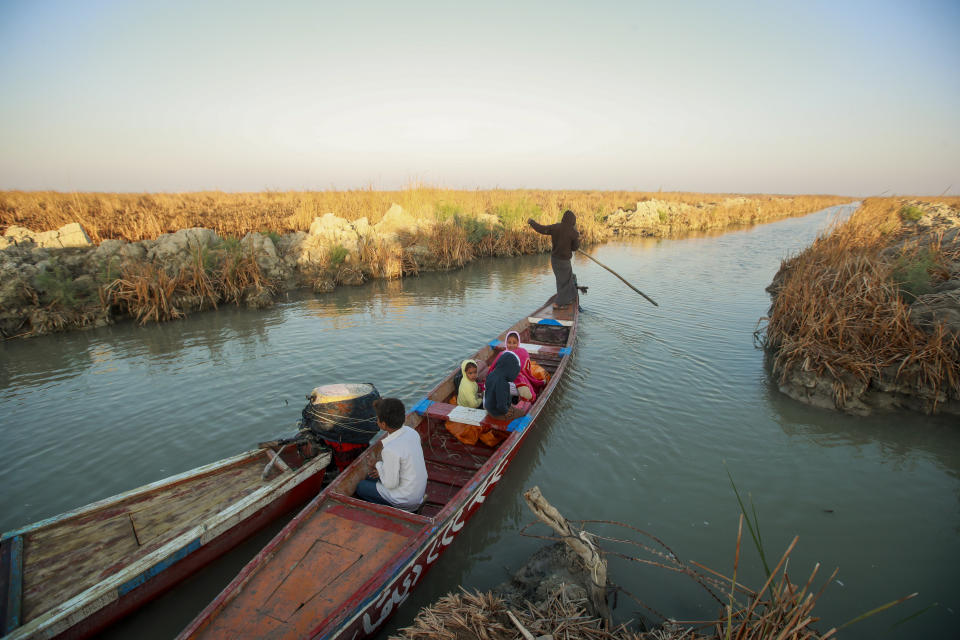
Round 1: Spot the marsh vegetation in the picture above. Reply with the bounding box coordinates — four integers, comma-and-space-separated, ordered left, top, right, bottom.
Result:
0, 189, 851, 339
758, 197, 960, 415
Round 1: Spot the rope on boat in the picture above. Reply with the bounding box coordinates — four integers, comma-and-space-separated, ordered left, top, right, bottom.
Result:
426, 424, 489, 467
301, 405, 379, 435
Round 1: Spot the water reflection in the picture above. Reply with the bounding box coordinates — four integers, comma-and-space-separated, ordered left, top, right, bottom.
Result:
771, 381, 960, 479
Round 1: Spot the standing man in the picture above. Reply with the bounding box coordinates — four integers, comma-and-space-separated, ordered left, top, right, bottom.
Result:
354, 398, 427, 512
528, 210, 580, 310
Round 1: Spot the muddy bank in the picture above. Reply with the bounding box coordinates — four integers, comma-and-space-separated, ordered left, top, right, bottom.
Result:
762, 198, 960, 416
0, 205, 463, 338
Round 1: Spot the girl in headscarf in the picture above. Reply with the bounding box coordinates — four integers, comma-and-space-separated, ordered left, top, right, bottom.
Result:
488, 331, 547, 398
447, 358, 506, 447
456, 359, 482, 408
484, 351, 529, 419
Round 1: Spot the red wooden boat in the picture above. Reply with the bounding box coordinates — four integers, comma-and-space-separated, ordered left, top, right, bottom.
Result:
0, 441, 332, 640
178, 296, 578, 640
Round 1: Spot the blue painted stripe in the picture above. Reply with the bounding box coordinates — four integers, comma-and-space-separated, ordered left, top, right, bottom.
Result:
537, 318, 562, 326
3, 535, 23, 634
118, 537, 201, 597
412, 398, 434, 415
559, 347, 571, 355
488, 339, 500, 348
507, 416, 532, 433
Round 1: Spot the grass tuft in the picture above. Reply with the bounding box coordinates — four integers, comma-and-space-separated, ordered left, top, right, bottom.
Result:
899, 205, 925, 222
328, 244, 349, 267
34, 262, 79, 307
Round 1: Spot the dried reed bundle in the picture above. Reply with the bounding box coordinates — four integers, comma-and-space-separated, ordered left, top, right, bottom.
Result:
393, 586, 647, 640
397, 481, 915, 640
759, 197, 960, 410
217, 251, 273, 305
427, 222, 474, 269
101, 262, 183, 325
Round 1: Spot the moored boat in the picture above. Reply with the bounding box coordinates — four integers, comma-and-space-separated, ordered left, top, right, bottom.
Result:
0, 441, 332, 640
177, 295, 578, 640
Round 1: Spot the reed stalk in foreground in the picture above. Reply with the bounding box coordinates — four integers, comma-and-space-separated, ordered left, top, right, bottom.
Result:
395, 511, 902, 640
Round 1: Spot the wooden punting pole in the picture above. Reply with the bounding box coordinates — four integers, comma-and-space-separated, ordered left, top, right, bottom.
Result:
577, 249, 658, 306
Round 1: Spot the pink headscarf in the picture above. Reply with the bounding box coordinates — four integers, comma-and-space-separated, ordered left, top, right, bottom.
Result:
504, 330, 530, 368
488, 331, 539, 403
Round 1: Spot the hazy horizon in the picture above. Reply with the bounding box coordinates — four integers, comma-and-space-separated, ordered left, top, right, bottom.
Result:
1, 1, 958, 197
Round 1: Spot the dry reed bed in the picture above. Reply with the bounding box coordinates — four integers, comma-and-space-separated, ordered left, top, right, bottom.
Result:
395, 514, 856, 640
395, 587, 645, 640
759, 197, 960, 409
99, 249, 272, 325
0, 190, 851, 244
1, 189, 851, 338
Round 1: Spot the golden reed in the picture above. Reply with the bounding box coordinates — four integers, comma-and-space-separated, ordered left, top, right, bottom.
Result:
0, 188, 851, 243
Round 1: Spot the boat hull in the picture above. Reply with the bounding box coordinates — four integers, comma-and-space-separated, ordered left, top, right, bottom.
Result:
55, 469, 325, 640
177, 295, 578, 640
331, 452, 515, 639
1, 447, 331, 640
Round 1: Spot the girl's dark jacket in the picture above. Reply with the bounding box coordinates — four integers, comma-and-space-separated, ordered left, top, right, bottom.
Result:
529, 210, 580, 260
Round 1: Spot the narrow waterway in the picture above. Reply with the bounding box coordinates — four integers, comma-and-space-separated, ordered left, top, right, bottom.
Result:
1, 203, 957, 638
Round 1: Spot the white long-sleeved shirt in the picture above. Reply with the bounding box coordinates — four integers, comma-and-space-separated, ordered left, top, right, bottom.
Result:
375, 426, 428, 511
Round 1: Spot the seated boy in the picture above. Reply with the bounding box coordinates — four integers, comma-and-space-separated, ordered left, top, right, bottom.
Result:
354, 398, 428, 511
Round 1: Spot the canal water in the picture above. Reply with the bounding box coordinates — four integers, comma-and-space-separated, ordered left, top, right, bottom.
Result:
1, 203, 957, 638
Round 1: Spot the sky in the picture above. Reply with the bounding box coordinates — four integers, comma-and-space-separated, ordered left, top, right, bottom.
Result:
0, 0, 958, 196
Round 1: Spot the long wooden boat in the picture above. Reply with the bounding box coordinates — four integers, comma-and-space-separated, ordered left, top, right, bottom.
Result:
0, 441, 332, 640
178, 296, 578, 640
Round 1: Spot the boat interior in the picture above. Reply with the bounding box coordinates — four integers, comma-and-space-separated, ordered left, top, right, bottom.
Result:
329, 299, 574, 518
4, 445, 325, 627
181, 300, 576, 639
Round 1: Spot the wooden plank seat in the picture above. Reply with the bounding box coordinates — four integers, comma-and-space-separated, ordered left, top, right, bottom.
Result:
422, 460, 475, 515
424, 460, 474, 488
528, 316, 573, 327
487, 340, 570, 361
413, 401, 513, 432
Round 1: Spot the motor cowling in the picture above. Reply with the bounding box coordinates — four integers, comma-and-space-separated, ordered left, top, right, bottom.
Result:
300, 382, 381, 445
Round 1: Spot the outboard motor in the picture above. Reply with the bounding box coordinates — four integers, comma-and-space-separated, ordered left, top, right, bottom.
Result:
300, 383, 381, 472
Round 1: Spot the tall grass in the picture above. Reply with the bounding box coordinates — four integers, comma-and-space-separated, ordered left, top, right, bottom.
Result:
427, 222, 473, 269
98, 240, 276, 325
758, 197, 960, 410
2, 188, 855, 336
0, 189, 852, 244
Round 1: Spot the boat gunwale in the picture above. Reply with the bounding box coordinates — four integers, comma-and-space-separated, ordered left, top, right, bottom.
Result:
1, 449, 271, 542
3, 449, 332, 640
322, 297, 578, 638
177, 295, 579, 640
